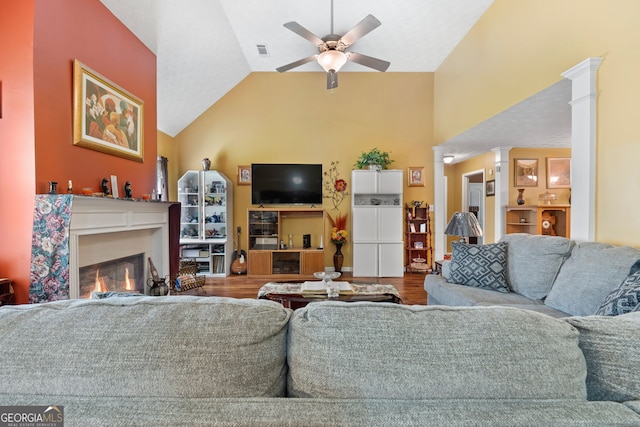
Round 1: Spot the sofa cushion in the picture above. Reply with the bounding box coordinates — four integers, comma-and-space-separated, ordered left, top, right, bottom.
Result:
425, 275, 543, 307
288, 302, 587, 400
545, 243, 640, 316
565, 312, 640, 402
0, 296, 291, 398
596, 269, 640, 316
499, 234, 573, 300
447, 241, 509, 292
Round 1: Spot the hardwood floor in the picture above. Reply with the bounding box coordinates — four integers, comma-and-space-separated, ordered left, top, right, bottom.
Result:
179, 272, 429, 305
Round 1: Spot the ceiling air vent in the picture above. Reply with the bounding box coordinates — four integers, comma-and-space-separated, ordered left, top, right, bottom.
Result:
256, 44, 270, 57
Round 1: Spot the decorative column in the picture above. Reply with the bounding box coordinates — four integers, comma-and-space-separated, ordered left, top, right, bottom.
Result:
492, 146, 512, 242
432, 147, 446, 261
561, 57, 602, 241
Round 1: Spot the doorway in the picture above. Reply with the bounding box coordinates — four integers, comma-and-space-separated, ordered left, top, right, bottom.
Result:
462, 170, 485, 245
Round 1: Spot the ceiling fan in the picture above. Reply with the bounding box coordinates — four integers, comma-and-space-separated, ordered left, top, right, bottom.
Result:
276, 0, 390, 89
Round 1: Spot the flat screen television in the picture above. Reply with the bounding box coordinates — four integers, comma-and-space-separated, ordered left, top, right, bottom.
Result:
251, 163, 323, 206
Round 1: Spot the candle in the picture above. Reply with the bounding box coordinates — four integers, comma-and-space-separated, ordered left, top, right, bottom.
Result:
67, 180, 73, 194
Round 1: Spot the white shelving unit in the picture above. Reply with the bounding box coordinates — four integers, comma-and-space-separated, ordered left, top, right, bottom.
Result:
351, 170, 404, 277
177, 170, 233, 276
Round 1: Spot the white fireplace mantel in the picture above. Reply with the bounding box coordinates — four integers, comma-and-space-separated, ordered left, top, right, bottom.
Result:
68, 196, 175, 298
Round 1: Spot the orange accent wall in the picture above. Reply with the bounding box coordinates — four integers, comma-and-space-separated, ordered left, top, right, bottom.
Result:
34, 0, 157, 196
0, 0, 157, 303
0, 1, 36, 304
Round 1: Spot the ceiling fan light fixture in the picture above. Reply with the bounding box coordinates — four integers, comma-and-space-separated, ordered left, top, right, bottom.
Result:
317, 50, 347, 73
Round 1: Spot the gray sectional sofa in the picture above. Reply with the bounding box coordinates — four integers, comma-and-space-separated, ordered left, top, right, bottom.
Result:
425, 233, 640, 317
1, 295, 639, 426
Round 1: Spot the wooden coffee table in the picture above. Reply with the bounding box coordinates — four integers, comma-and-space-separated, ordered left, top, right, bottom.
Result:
258, 282, 402, 309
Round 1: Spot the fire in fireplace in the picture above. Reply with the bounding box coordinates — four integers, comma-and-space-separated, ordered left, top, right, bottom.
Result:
79, 253, 145, 298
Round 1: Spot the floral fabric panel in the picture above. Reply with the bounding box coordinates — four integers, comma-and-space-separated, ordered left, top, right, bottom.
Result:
29, 195, 73, 303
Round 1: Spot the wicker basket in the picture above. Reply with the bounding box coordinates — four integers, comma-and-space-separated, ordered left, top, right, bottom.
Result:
172, 259, 206, 293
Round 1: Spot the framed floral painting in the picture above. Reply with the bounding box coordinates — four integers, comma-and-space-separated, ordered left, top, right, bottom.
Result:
73, 59, 144, 162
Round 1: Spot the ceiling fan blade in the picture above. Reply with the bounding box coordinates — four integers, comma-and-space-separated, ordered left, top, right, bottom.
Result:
347, 52, 390, 72
340, 14, 381, 46
276, 56, 317, 73
326, 70, 338, 89
283, 21, 325, 46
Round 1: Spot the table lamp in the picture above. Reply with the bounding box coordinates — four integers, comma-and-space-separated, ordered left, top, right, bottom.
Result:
444, 212, 483, 243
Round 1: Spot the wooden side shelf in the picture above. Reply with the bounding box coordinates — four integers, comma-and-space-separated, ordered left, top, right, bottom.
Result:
405, 206, 433, 273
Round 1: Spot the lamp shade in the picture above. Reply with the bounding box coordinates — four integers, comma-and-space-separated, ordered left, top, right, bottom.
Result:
444, 212, 483, 242
317, 50, 347, 73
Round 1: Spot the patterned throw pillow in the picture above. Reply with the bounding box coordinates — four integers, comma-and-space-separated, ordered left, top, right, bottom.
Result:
447, 241, 509, 293
596, 269, 640, 316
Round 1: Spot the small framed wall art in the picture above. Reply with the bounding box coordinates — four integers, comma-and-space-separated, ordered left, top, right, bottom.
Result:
546, 157, 571, 188
73, 59, 144, 162
486, 180, 495, 197
237, 165, 251, 185
514, 158, 538, 187
408, 167, 425, 187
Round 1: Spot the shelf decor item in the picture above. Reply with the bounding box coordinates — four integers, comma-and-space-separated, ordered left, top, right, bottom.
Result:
202, 158, 211, 170
328, 212, 348, 273
517, 188, 525, 205
354, 148, 393, 171
73, 59, 144, 162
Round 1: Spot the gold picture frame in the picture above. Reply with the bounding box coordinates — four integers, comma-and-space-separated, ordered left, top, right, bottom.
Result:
546, 157, 571, 188
73, 59, 144, 162
237, 165, 251, 185
408, 166, 425, 187
514, 158, 538, 187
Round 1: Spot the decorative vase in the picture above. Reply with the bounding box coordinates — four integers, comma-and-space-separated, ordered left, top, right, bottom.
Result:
333, 243, 344, 273
202, 158, 211, 170
517, 188, 525, 205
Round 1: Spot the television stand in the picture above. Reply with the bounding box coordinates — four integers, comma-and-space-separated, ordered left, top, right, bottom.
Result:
247, 207, 326, 278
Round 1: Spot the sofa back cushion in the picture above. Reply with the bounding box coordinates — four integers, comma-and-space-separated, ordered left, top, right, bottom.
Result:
0, 296, 291, 398
499, 234, 573, 300
565, 312, 640, 402
545, 242, 640, 316
287, 302, 587, 400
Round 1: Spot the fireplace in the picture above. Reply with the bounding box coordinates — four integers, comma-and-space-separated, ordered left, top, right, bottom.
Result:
79, 253, 145, 298
66, 197, 177, 299
29, 195, 179, 302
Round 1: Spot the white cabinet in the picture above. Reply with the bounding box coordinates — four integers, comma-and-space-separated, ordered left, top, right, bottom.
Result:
351, 170, 404, 277
177, 170, 233, 276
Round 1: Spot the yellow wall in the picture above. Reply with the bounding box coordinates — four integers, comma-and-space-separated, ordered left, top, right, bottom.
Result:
171, 72, 434, 268
435, 0, 640, 245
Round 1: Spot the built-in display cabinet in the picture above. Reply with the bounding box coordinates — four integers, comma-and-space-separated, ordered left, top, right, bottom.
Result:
247, 208, 325, 278
505, 205, 571, 238
351, 170, 404, 277
177, 170, 233, 276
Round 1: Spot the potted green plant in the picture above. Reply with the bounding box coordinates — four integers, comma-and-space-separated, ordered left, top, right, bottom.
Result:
354, 148, 393, 171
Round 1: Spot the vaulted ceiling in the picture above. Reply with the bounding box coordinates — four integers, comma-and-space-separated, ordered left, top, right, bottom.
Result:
100, 0, 571, 159
100, 0, 494, 136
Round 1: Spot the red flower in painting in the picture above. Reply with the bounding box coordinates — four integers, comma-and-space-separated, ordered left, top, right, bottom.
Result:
334, 179, 347, 192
